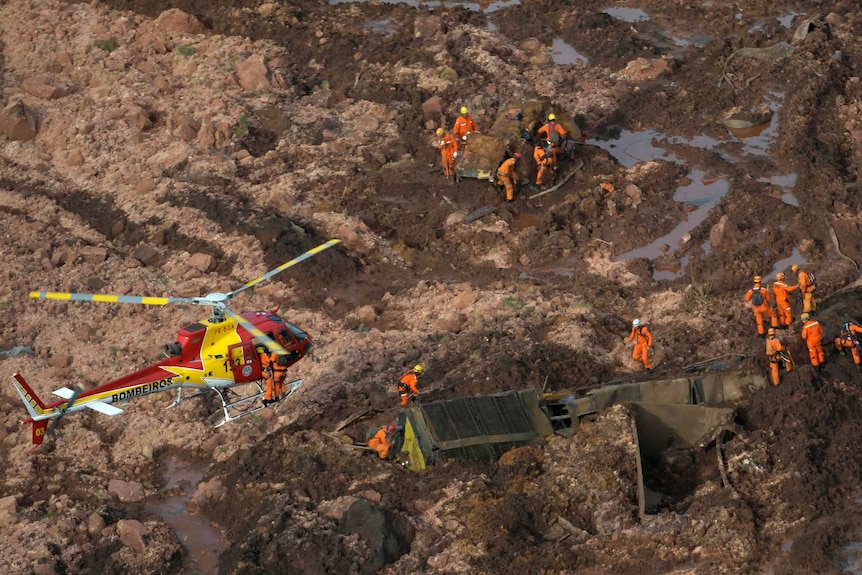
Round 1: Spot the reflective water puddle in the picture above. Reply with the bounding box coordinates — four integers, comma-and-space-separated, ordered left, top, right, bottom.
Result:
602, 7, 650, 22
146, 457, 225, 574
550, 38, 589, 66
616, 170, 730, 262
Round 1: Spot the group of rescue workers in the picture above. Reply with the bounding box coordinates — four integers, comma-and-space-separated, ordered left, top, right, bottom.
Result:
366, 364, 424, 461
741, 265, 862, 386
435, 106, 573, 201
624, 264, 862, 385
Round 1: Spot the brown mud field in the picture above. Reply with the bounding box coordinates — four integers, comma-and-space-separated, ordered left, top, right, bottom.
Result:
1, 0, 862, 574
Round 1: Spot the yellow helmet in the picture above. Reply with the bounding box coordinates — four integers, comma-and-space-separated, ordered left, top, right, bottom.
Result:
413, 364, 424, 374
460, 106, 468, 115
548, 113, 556, 120
801, 313, 810, 321
753, 275, 762, 283
436, 128, 444, 137
791, 264, 799, 272
776, 272, 785, 280
767, 327, 775, 336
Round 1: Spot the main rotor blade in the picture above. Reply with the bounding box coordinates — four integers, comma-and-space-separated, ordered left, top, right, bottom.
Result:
228, 239, 341, 299
30, 292, 195, 306
224, 309, 289, 356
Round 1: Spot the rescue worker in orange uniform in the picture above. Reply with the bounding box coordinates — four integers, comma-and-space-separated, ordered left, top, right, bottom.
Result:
834, 321, 862, 369
435, 127, 459, 179
745, 275, 778, 337
792, 264, 816, 314
368, 424, 396, 460
628, 318, 653, 371
537, 113, 567, 162
397, 365, 423, 406
452, 106, 478, 144
800, 312, 825, 372
765, 327, 792, 386
496, 153, 520, 202
259, 346, 287, 406
771, 272, 797, 328
533, 140, 555, 189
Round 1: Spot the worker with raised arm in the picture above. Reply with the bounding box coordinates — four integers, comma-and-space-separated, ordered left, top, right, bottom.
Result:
537, 113, 567, 162
745, 275, 778, 337
496, 152, 520, 202
435, 127, 459, 180
397, 365, 423, 406
628, 318, 653, 371
772, 272, 797, 328
452, 106, 478, 144
765, 327, 792, 386
792, 264, 817, 315
800, 313, 825, 372
834, 320, 862, 369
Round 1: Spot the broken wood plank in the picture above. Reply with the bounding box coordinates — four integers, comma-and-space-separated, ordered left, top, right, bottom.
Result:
528, 160, 584, 199
464, 204, 496, 223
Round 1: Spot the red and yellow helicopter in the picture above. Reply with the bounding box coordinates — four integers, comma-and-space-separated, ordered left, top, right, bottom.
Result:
12, 239, 341, 447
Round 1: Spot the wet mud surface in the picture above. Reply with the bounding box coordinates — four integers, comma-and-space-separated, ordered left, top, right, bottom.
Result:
1, 0, 862, 573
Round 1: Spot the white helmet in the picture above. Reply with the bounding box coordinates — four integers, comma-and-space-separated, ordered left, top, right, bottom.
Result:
632, 318, 641, 327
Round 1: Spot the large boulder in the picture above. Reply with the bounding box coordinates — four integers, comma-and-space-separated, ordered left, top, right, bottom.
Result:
0, 100, 38, 141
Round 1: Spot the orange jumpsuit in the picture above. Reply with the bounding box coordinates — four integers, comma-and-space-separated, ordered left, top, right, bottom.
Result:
368, 428, 392, 459
772, 280, 797, 327
496, 157, 518, 201
765, 333, 791, 386
533, 144, 554, 186
437, 131, 459, 177
628, 325, 653, 370
834, 324, 862, 365
537, 121, 567, 161
797, 270, 816, 313
744, 284, 778, 335
453, 114, 478, 143
397, 372, 419, 406
260, 351, 287, 401
801, 318, 825, 367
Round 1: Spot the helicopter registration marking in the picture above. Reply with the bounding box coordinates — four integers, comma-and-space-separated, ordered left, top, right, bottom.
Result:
111, 378, 175, 402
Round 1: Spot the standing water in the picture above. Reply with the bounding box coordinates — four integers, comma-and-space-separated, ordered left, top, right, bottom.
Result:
146, 456, 226, 574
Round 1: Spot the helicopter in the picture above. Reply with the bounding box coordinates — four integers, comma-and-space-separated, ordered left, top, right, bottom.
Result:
11, 238, 341, 448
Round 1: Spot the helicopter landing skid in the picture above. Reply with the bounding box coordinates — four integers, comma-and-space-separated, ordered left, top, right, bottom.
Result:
166, 379, 303, 428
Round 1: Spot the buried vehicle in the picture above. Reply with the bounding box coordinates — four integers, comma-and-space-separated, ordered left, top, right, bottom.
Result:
454, 99, 582, 183
392, 368, 763, 517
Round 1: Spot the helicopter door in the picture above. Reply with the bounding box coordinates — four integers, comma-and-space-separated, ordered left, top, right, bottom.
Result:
228, 343, 260, 383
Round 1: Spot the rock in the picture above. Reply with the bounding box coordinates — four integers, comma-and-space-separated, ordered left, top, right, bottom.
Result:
0, 495, 18, 524
0, 99, 38, 141
258, 3, 278, 16
154, 8, 207, 35
108, 478, 146, 502
79, 246, 108, 263
132, 245, 164, 267
236, 56, 271, 91
189, 252, 215, 273
427, 553, 449, 569
20, 75, 70, 100
709, 214, 739, 250
432, 311, 462, 333
617, 57, 672, 83
625, 183, 643, 208
171, 112, 201, 141
413, 15, 442, 39
353, 114, 380, 133
87, 512, 106, 536
452, 290, 477, 310
123, 104, 153, 130
421, 95, 443, 122
47, 354, 72, 368
191, 477, 226, 507
357, 304, 377, 325
117, 519, 148, 553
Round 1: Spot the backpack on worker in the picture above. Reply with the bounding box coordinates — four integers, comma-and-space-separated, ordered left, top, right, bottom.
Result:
751, 287, 763, 306
806, 270, 816, 286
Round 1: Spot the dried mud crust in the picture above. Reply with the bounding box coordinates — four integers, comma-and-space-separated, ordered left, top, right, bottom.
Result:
0, 0, 860, 574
